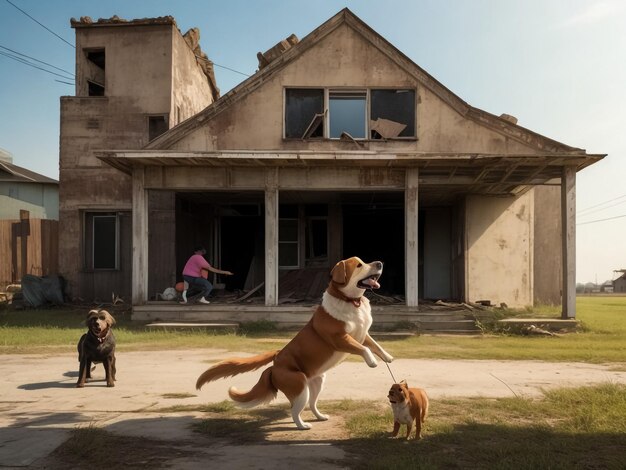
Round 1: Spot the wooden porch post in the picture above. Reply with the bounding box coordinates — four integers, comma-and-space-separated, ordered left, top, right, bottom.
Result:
265, 168, 279, 306
132, 167, 148, 305
405, 168, 419, 307
561, 166, 576, 319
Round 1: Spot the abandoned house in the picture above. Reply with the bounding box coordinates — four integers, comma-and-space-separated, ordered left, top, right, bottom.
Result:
59, 9, 604, 324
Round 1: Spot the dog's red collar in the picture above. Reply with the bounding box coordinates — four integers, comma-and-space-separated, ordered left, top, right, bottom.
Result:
327, 284, 362, 307
89, 329, 110, 343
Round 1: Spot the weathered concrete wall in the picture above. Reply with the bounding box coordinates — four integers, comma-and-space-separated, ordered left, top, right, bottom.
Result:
533, 186, 562, 305
75, 25, 173, 111
171, 31, 214, 125
59, 22, 216, 301
171, 23, 543, 156
465, 193, 533, 307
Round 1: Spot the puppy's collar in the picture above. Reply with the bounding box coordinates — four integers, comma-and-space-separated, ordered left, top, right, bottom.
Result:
89, 329, 110, 343
327, 284, 362, 307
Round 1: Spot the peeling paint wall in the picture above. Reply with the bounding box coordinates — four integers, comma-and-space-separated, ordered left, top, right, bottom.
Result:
533, 186, 562, 305
466, 193, 534, 307
171, 24, 546, 156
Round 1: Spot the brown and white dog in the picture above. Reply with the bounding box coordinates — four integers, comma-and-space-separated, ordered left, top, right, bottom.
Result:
196, 256, 394, 429
388, 380, 429, 440
77, 309, 117, 388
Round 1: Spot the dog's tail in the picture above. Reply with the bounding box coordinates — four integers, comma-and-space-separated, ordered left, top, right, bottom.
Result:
195, 350, 279, 390
228, 367, 277, 407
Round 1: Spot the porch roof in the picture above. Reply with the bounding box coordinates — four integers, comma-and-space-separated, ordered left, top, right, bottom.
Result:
97, 149, 604, 197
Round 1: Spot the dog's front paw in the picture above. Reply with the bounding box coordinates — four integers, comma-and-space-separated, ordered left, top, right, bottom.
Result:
107, 382, 115, 387
363, 348, 378, 367
384, 353, 394, 363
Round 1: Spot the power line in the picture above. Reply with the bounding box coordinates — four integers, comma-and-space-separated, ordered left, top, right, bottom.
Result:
577, 193, 626, 215
0, 44, 74, 77
577, 214, 626, 226
0, 50, 74, 80
4, 0, 75, 49
213, 62, 252, 77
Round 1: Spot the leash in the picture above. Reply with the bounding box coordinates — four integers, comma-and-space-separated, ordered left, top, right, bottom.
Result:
384, 361, 398, 383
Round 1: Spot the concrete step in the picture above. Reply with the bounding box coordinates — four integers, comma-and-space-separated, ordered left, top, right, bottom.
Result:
133, 302, 481, 334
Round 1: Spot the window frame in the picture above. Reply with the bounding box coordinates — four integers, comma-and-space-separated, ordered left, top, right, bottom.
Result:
283, 87, 416, 141
83, 211, 120, 271
278, 217, 300, 269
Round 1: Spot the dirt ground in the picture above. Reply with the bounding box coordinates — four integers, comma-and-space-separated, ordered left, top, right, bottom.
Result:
1, 349, 625, 469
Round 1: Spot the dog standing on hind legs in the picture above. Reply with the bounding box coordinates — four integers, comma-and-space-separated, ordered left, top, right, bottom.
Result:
77, 309, 117, 387
196, 257, 394, 429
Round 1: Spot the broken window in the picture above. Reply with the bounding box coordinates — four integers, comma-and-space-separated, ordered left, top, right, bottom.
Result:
285, 89, 324, 138
84, 212, 119, 270
329, 90, 366, 139
148, 115, 169, 141
370, 89, 415, 138
285, 88, 416, 140
84, 48, 105, 97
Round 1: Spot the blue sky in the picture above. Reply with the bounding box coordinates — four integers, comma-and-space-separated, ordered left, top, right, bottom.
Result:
0, 0, 624, 283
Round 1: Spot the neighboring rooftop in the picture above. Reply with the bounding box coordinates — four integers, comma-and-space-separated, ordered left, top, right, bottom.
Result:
0, 159, 58, 184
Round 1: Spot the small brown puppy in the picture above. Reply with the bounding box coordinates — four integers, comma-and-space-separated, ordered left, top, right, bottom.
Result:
77, 309, 116, 388
388, 380, 429, 440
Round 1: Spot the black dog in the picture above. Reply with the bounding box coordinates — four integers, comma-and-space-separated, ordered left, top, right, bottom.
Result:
77, 309, 117, 387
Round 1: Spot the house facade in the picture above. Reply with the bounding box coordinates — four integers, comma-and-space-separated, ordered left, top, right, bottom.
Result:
0, 148, 59, 287
0, 148, 58, 220
58, 16, 219, 301
614, 274, 626, 293
62, 9, 604, 318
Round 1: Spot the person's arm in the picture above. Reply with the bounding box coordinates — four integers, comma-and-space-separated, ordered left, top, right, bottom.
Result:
206, 265, 233, 276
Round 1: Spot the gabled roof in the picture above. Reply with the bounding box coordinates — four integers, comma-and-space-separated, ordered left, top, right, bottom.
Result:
0, 160, 58, 184
146, 8, 587, 155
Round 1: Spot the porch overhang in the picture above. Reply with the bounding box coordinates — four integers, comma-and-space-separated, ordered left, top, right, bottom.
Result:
97, 149, 605, 197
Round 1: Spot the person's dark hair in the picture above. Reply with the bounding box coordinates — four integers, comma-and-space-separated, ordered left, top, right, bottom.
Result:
193, 245, 206, 254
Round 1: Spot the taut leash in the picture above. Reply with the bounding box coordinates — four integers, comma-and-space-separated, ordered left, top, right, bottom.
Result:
384, 361, 398, 383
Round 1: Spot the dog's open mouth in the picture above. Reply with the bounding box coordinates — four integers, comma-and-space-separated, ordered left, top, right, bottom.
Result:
357, 274, 381, 289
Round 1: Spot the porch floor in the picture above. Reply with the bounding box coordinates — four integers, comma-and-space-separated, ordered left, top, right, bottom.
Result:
133, 299, 482, 334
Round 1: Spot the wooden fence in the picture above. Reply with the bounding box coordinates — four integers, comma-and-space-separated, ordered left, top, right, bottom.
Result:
0, 214, 58, 288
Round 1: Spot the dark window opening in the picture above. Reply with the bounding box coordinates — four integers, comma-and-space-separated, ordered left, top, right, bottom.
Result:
149, 115, 169, 141
84, 48, 105, 97
370, 89, 415, 139
329, 90, 366, 139
279, 218, 299, 268
87, 80, 104, 96
87, 50, 105, 69
84, 212, 118, 270
306, 218, 328, 260
285, 89, 324, 139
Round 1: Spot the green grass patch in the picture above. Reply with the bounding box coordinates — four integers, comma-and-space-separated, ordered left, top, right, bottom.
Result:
1, 297, 625, 363
186, 384, 626, 469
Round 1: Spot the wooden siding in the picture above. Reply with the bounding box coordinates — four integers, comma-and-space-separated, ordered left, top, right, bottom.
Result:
0, 218, 58, 287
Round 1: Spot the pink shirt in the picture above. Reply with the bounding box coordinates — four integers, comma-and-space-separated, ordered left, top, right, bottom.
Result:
182, 254, 211, 277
